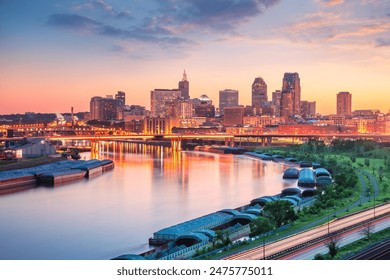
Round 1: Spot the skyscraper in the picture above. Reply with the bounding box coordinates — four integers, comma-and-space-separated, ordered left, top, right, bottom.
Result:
272, 90, 282, 117
178, 70, 189, 100
282, 73, 301, 115
300, 101, 316, 117
150, 89, 181, 117
89, 96, 117, 121
252, 77, 268, 107
219, 89, 239, 115
337, 91, 352, 116
115, 91, 126, 106
90, 96, 103, 120
280, 91, 293, 119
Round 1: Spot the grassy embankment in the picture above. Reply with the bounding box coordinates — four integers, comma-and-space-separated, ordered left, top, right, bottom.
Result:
258, 143, 390, 258
203, 142, 390, 259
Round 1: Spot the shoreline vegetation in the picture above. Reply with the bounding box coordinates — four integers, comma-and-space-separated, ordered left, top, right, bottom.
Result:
192, 139, 390, 260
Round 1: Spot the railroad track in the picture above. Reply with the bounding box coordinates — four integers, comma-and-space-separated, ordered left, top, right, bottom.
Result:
224, 203, 390, 260
349, 238, 390, 260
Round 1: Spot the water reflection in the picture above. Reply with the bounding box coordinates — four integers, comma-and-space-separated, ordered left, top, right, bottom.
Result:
0, 143, 295, 260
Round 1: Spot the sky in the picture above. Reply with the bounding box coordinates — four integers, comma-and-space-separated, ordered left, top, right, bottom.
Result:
0, 0, 389, 115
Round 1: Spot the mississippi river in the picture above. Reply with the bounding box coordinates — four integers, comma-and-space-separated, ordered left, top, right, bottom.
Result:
0, 142, 294, 259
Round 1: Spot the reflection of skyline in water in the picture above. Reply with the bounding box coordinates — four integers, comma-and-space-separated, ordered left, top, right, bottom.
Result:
0, 143, 295, 260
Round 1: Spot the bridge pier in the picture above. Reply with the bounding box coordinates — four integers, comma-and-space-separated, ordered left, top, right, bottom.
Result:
91, 139, 100, 154
225, 137, 235, 147
171, 138, 182, 151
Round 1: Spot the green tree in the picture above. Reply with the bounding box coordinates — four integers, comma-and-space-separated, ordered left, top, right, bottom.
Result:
383, 183, 389, 193
325, 234, 341, 259
360, 221, 374, 242
249, 217, 274, 237
263, 200, 297, 228
364, 158, 370, 167
314, 253, 325, 260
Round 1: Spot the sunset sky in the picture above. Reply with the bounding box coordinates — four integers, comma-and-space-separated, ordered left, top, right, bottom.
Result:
1, 0, 389, 115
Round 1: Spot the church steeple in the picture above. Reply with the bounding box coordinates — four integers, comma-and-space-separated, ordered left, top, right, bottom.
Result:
182, 70, 187, 81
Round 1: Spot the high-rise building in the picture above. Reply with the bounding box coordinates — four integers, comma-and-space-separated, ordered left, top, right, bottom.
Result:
89, 96, 117, 121
219, 89, 239, 115
100, 97, 117, 120
282, 73, 301, 115
150, 89, 181, 117
115, 91, 126, 107
252, 77, 268, 107
90, 96, 103, 120
179, 100, 194, 119
272, 90, 282, 117
301, 101, 316, 117
280, 91, 294, 119
193, 94, 215, 118
178, 70, 189, 100
337, 91, 352, 116
224, 107, 244, 126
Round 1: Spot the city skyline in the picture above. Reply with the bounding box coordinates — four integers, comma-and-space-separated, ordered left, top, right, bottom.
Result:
1, 0, 390, 115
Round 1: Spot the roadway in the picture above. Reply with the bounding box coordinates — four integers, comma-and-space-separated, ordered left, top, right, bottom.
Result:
224, 203, 390, 260
277, 214, 390, 259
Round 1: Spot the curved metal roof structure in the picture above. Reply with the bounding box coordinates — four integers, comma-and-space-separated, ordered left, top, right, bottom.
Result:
283, 168, 299, 179
301, 188, 317, 197
315, 168, 331, 177
244, 208, 263, 216
250, 195, 279, 206
298, 168, 316, 187
153, 211, 234, 241
281, 187, 302, 196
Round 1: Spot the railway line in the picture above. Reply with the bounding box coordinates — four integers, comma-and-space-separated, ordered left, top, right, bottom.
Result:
349, 238, 390, 260
224, 203, 390, 260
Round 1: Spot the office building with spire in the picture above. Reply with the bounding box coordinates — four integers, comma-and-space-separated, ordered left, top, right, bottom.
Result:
178, 70, 190, 100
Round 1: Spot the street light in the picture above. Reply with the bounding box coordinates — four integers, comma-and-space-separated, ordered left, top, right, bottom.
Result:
374, 193, 376, 219
263, 234, 266, 260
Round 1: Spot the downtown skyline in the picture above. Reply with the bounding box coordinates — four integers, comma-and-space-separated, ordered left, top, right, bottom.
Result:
1, 0, 390, 115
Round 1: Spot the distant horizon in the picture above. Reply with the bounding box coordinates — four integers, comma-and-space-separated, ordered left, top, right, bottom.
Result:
1, 0, 389, 115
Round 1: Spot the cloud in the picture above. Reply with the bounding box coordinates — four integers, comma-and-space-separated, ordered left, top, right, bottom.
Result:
46, 13, 194, 46
279, 8, 390, 48
92, 0, 114, 14
376, 38, 390, 47
46, 13, 101, 33
157, 0, 280, 31
317, 0, 345, 7
72, 0, 131, 19
116, 9, 131, 19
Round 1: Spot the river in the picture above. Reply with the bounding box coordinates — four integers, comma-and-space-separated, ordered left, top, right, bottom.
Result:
0, 142, 294, 260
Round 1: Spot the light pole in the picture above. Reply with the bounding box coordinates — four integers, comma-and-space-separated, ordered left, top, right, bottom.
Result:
327, 209, 330, 235
263, 234, 266, 260
374, 193, 376, 219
